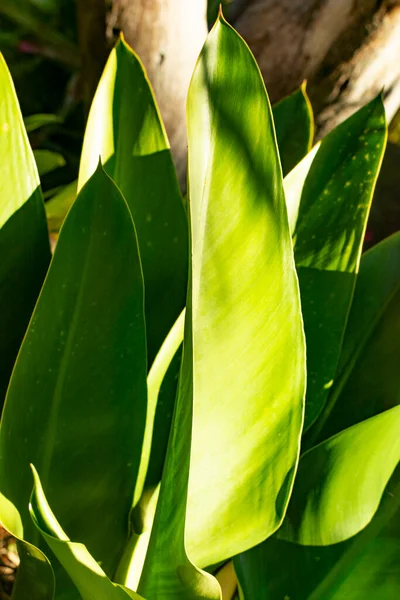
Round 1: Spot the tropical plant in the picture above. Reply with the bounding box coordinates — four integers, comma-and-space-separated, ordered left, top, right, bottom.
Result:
0, 12, 399, 600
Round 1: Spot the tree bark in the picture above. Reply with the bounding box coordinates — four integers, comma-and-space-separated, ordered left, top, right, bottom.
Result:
99, 0, 400, 177
107, 0, 208, 183
77, 0, 108, 114
235, 0, 400, 137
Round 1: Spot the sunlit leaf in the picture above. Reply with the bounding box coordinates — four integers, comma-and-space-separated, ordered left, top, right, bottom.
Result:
283, 142, 320, 234
278, 406, 400, 545
78, 36, 188, 365
235, 467, 400, 600
139, 17, 305, 596
185, 13, 305, 568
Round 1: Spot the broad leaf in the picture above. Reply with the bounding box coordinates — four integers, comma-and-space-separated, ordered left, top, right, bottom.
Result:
30, 467, 142, 600
0, 167, 147, 594
272, 82, 314, 176
0, 53, 51, 404
235, 467, 400, 600
138, 308, 221, 599
78, 36, 188, 365
139, 17, 305, 594
278, 406, 400, 545
308, 232, 400, 443
186, 13, 305, 567
294, 96, 387, 429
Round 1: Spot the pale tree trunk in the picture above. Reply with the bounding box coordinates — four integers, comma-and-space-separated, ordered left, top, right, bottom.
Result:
81, 0, 400, 176
235, 0, 400, 138
106, 0, 208, 183
77, 0, 108, 114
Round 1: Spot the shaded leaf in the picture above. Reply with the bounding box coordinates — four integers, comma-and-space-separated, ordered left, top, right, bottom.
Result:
0, 53, 51, 405
309, 232, 400, 445
30, 466, 142, 600
0, 167, 147, 594
294, 96, 387, 429
272, 82, 313, 176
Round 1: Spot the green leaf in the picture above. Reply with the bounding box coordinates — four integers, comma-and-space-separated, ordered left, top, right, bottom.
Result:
78, 36, 188, 366
0, 167, 147, 593
294, 95, 387, 429
138, 301, 221, 599
308, 232, 400, 444
30, 466, 143, 600
24, 113, 62, 133
278, 406, 400, 545
0, 53, 51, 405
186, 13, 305, 567
272, 82, 314, 176
34, 149, 66, 176
235, 467, 400, 600
139, 17, 305, 594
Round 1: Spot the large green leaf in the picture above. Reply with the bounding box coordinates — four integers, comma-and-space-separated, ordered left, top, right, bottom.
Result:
0, 53, 51, 404
185, 13, 305, 567
78, 37, 188, 366
278, 406, 400, 545
294, 96, 387, 429
30, 467, 142, 600
272, 82, 314, 177
0, 166, 147, 595
235, 467, 400, 600
139, 17, 305, 594
308, 232, 400, 444
138, 307, 221, 599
